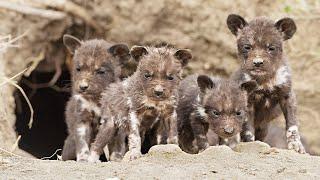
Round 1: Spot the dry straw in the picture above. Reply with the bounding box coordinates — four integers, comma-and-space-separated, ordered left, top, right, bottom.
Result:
0, 32, 34, 129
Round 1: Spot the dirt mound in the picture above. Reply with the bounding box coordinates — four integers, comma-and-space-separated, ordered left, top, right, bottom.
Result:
0, 142, 319, 179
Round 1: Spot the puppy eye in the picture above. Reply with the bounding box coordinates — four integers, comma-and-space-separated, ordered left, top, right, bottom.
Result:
243, 44, 252, 51
212, 110, 220, 117
236, 111, 242, 116
268, 46, 276, 52
76, 67, 81, 72
144, 73, 152, 79
167, 75, 174, 81
96, 69, 106, 74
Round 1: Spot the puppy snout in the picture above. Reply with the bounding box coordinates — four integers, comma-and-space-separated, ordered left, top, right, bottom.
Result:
154, 85, 164, 97
223, 126, 234, 134
253, 58, 264, 67
79, 80, 89, 91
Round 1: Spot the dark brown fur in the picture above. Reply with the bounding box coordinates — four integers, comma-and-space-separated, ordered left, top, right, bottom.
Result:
227, 14, 305, 153
87, 46, 192, 162
61, 35, 131, 161
177, 75, 256, 153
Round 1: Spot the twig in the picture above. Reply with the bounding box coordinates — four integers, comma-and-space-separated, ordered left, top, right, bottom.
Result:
10, 135, 21, 152
0, 1, 66, 20
23, 54, 62, 89
0, 147, 22, 158
2, 77, 34, 129
0, 67, 29, 87
0, 30, 29, 52
41, 149, 62, 160
24, 50, 45, 77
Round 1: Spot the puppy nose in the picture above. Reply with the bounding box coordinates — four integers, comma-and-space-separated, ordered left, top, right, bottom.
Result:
224, 126, 234, 134
253, 58, 263, 67
154, 85, 164, 97
79, 81, 89, 91
154, 90, 163, 97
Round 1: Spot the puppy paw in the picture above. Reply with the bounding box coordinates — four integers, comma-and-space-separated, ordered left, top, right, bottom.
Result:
76, 150, 89, 162
167, 136, 178, 145
287, 126, 306, 154
198, 143, 210, 153
87, 151, 101, 163
110, 152, 124, 162
129, 150, 142, 160
243, 131, 255, 142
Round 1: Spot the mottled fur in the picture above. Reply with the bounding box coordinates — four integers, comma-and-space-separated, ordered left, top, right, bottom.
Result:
88, 46, 192, 162
227, 14, 305, 153
61, 35, 131, 161
177, 75, 256, 153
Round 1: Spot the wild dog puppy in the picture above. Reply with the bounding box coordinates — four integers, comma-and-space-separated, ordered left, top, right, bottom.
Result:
87, 46, 192, 162
227, 14, 305, 153
177, 75, 257, 153
61, 35, 131, 161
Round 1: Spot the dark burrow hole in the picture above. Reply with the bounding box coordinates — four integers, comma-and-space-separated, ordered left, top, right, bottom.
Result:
14, 69, 71, 159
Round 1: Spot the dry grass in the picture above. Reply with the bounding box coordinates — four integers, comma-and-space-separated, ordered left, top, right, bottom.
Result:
0, 33, 35, 129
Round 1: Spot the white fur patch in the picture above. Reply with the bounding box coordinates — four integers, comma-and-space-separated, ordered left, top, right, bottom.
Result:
77, 126, 86, 136
286, 125, 298, 138
276, 66, 290, 85
157, 135, 162, 144
103, 146, 110, 160
245, 131, 255, 141
74, 94, 101, 116
197, 107, 207, 118
196, 95, 201, 103
172, 110, 177, 119
243, 73, 252, 81
198, 134, 206, 139
76, 145, 89, 161
223, 138, 229, 143
151, 115, 160, 128
122, 80, 129, 88
129, 111, 139, 130
87, 150, 100, 163
265, 99, 270, 108
235, 133, 241, 143
127, 97, 133, 108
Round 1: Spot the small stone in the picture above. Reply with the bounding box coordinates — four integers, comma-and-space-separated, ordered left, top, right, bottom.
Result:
148, 144, 183, 156
277, 167, 286, 173
298, 169, 307, 173
233, 141, 271, 154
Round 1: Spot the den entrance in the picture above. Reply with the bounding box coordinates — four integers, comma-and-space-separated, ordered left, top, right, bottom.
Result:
14, 69, 70, 159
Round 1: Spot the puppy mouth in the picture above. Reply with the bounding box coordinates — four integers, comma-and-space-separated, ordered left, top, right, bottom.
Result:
218, 132, 235, 138
249, 69, 267, 76
149, 96, 167, 101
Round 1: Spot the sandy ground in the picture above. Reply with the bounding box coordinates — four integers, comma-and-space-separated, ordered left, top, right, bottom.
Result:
1, 142, 319, 180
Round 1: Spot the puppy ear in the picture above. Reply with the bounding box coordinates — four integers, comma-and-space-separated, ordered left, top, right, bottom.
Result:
275, 18, 297, 40
108, 44, 130, 57
197, 75, 214, 93
108, 44, 130, 64
227, 14, 248, 36
240, 80, 257, 93
174, 49, 192, 67
130, 46, 148, 62
63, 34, 82, 54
